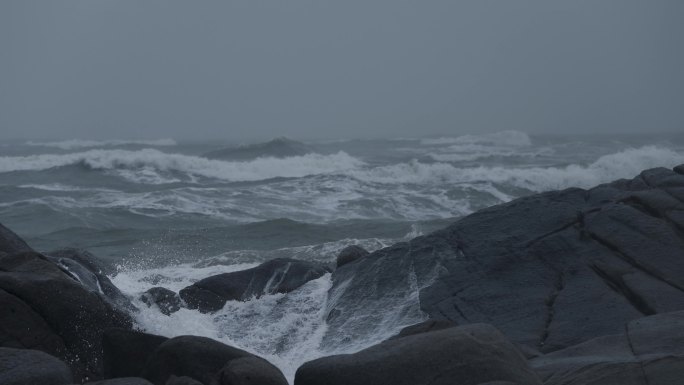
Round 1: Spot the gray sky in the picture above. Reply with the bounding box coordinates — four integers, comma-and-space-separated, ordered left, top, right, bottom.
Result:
1, 1, 683, 141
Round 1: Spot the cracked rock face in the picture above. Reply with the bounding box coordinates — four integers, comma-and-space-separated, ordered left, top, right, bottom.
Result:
530, 310, 684, 385
328, 165, 684, 355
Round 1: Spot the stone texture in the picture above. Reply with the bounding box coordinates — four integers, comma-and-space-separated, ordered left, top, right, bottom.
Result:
295, 324, 541, 385
180, 258, 329, 313
0, 347, 73, 385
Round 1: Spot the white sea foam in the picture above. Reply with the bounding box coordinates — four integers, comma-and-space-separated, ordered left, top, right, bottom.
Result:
421, 130, 532, 146
0, 149, 364, 183
25, 138, 178, 150
112, 264, 333, 384
349, 146, 683, 191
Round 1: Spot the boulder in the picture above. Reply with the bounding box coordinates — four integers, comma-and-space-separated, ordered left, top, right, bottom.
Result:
140, 287, 181, 316
323, 165, 684, 354
294, 323, 541, 385
165, 376, 204, 385
335, 245, 369, 268
531, 310, 684, 385
45, 248, 135, 312
180, 258, 329, 313
86, 378, 154, 385
103, 328, 169, 379
143, 335, 285, 385
0, 222, 32, 254
0, 249, 133, 382
0, 347, 73, 385
219, 356, 288, 385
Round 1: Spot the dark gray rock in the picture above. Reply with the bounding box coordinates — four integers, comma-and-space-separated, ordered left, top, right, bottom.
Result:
295, 323, 542, 385
324, 165, 684, 354
45, 248, 135, 312
86, 378, 154, 385
165, 376, 203, 385
203, 137, 314, 160
103, 328, 169, 379
143, 335, 285, 385
389, 319, 457, 340
531, 310, 684, 385
0, 249, 133, 382
180, 258, 329, 313
0, 347, 73, 385
140, 287, 181, 316
219, 356, 288, 385
0, 222, 32, 254
335, 245, 369, 268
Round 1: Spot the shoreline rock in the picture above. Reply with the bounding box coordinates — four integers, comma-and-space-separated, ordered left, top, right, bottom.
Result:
179, 258, 329, 313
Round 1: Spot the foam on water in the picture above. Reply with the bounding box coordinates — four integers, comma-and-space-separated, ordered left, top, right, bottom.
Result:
112, 261, 423, 383
420, 130, 533, 146
0, 149, 363, 184
349, 145, 683, 191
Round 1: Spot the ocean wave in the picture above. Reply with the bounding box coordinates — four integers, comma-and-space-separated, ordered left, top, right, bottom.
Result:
0, 149, 364, 183
420, 130, 532, 146
25, 138, 177, 150
349, 146, 683, 191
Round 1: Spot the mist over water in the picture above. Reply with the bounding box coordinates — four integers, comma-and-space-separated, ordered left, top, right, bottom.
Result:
2, 131, 684, 382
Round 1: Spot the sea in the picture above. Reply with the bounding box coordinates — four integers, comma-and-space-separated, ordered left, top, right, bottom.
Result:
1, 131, 683, 382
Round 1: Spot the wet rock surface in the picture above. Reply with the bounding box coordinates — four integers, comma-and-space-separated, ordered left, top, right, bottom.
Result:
329, 165, 684, 354
140, 287, 181, 316
179, 258, 329, 313
0, 250, 133, 382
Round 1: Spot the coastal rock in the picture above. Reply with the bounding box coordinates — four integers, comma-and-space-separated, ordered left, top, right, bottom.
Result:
0, 249, 133, 382
389, 319, 457, 339
0, 347, 73, 385
531, 310, 684, 385
324, 165, 684, 354
0, 222, 33, 254
335, 245, 369, 268
45, 248, 135, 312
143, 335, 286, 385
103, 328, 169, 379
140, 287, 181, 315
219, 356, 288, 385
294, 323, 542, 385
180, 258, 329, 313
86, 378, 154, 385
165, 376, 204, 385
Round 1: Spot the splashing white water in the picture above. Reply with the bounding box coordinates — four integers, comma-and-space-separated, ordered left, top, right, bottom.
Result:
112, 263, 393, 384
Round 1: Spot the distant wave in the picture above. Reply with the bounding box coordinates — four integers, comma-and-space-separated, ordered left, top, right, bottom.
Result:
25, 138, 177, 150
350, 146, 683, 191
421, 130, 532, 147
0, 148, 363, 183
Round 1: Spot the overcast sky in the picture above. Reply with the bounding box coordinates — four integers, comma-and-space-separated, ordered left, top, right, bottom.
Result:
1, 1, 682, 141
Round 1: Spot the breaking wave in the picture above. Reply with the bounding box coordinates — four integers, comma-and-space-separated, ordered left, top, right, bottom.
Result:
0, 149, 364, 183
349, 146, 684, 191
421, 130, 532, 147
